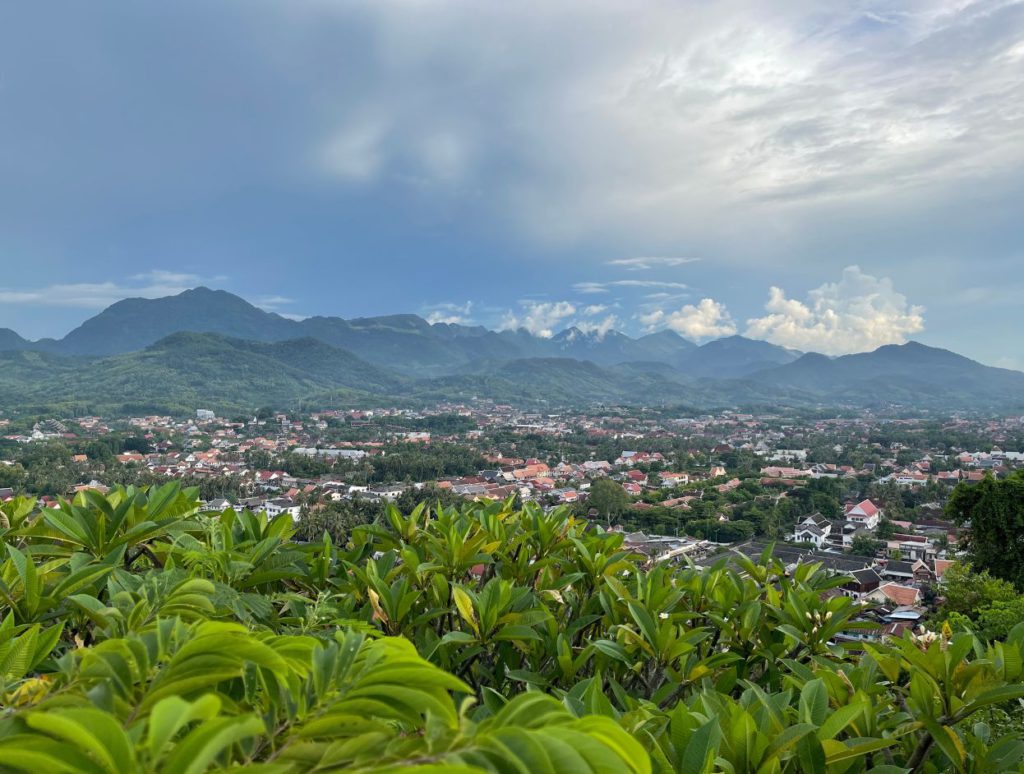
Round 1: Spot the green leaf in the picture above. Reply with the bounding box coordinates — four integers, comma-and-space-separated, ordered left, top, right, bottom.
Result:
453, 586, 476, 629
25, 709, 135, 774
680, 718, 721, 774
816, 701, 867, 741
159, 714, 264, 774
146, 694, 223, 759
799, 678, 828, 726
921, 719, 965, 769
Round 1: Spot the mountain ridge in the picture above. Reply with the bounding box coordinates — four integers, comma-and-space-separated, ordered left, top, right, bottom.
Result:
0, 288, 1021, 413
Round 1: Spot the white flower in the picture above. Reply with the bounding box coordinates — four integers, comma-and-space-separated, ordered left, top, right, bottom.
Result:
659, 612, 670, 620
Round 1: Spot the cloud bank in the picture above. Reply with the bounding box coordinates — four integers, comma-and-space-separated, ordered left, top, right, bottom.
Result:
311, 1, 1024, 250
639, 298, 738, 341
500, 300, 620, 339
744, 266, 925, 355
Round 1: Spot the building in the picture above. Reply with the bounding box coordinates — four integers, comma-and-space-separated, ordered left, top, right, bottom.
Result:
262, 497, 301, 522
845, 499, 882, 531
792, 512, 833, 549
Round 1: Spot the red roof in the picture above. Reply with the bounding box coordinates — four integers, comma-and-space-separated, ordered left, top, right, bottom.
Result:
848, 499, 879, 518
876, 583, 920, 607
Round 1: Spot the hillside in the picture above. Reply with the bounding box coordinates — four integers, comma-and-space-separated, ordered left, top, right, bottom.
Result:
677, 335, 801, 378
757, 341, 1024, 410
0, 328, 31, 350
411, 357, 700, 407
0, 332, 402, 414
48, 287, 299, 355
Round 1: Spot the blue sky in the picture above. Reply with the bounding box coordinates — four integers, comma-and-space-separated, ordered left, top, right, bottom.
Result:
0, 1, 1022, 367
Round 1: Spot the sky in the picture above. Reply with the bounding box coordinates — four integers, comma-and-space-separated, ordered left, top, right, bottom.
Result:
0, 1, 1022, 367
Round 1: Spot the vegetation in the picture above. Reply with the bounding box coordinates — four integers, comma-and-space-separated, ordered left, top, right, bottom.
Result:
0, 484, 1022, 771
586, 477, 630, 524
0, 333, 402, 415
947, 470, 1024, 589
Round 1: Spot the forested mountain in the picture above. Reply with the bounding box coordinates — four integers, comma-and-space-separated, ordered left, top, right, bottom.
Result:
677, 335, 801, 378
11, 288, 701, 373
756, 341, 1024, 410
0, 333, 402, 414
1, 288, 1023, 413
52, 287, 302, 355
413, 357, 695, 407
0, 328, 31, 351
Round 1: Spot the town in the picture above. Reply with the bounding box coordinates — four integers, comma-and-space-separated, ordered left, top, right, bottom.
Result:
4, 403, 1023, 641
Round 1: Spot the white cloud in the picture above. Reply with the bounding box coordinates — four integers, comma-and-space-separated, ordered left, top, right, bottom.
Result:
744, 266, 925, 355
607, 256, 700, 270
500, 300, 577, 338
426, 311, 465, 325
255, 295, 296, 312
574, 282, 610, 295
639, 297, 737, 340
573, 280, 689, 294
0, 271, 225, 309
575, 314, 620, 339
425, 301, 474, 325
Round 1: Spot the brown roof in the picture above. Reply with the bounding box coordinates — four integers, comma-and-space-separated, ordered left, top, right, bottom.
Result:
876, 583, 920, 607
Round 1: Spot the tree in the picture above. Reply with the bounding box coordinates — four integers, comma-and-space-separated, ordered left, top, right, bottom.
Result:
977, 598, 1024, 640
939, 562, 1019, 618
849, 534, 883, 557
875, 518, 897, 539
947, 470, 1024, 588
587, 478, 629, 526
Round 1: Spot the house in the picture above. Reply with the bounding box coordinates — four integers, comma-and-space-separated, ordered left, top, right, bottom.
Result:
262, 497, 301, 522
866, 583, 922, 607
842, 568, 882, 598
933, 558, 955, 582
912, 559, 935, 584
658, 472, 688, 487
760, 466, 811, 479
845, 499, 882, 530
367, 483, 407, 501
879, 560, 915, 583
792, 512, 832, 549
886, 534, 932, 562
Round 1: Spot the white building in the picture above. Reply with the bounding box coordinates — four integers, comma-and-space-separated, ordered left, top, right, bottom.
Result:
792, 513, 833, 549
845, 499, 882, 531
262, 497, 301, 522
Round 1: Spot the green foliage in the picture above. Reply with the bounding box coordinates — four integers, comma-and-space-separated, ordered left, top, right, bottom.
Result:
684, 518, 756, 543
947, 470, 1024, 589
0, 333, 402, 415
939, 563, 1019, 618
587, 478, 630, 524
849, 534, 884, 557
0, 486, 1022, 771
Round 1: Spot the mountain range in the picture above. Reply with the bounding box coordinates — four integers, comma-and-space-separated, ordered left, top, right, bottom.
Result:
0, 287, 1021, 414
